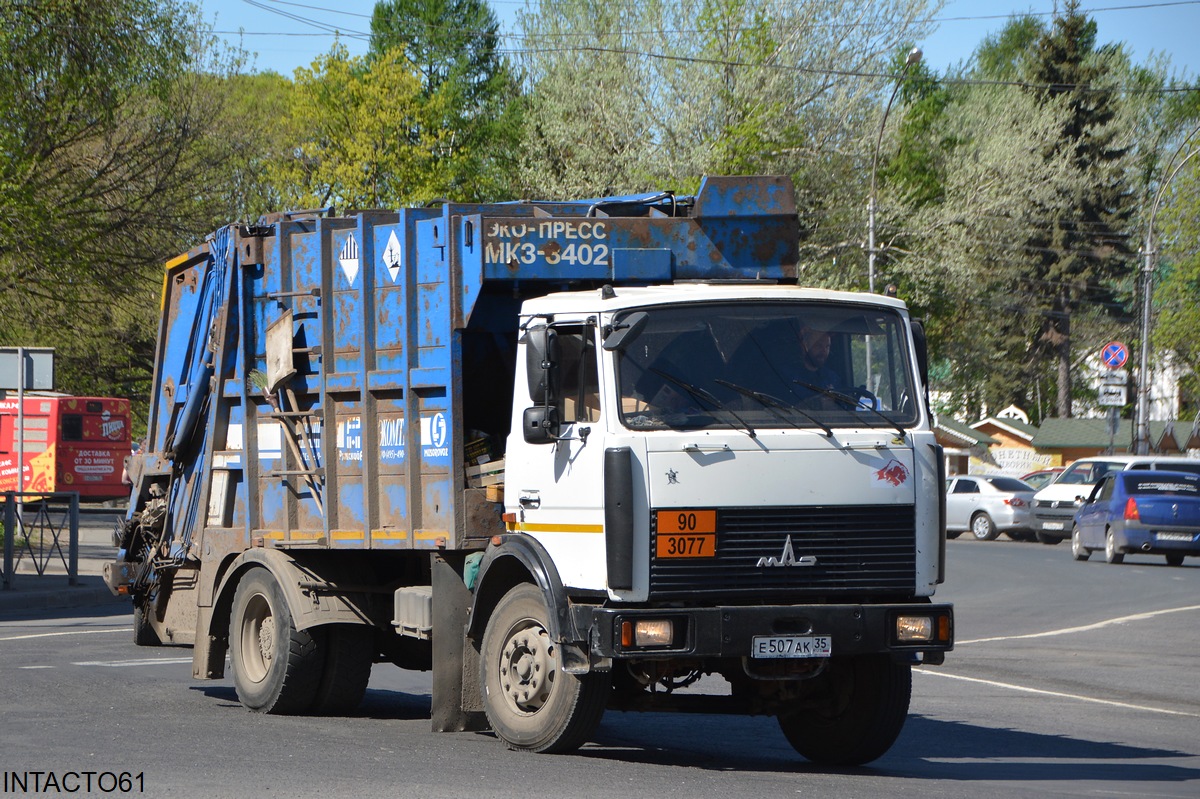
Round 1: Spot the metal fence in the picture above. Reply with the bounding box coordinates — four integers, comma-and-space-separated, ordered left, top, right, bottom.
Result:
2, 491, 80, 589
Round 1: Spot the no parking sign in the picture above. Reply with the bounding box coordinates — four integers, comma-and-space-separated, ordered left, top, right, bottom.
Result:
1100, 341, 1128, 370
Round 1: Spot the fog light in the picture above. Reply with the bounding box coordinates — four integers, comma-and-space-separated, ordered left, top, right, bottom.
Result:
896, 615, 933, 643
635, 619, 674, 647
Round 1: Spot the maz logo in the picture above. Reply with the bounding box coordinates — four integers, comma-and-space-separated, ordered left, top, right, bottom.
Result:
756, 535, 817, 568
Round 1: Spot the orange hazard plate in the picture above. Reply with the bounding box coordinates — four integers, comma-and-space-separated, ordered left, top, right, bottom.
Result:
656, 510, 717, 558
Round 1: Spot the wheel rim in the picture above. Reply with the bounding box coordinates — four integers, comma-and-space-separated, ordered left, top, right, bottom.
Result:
497, 618, 556, 716
1106, 532, 1116, 561
972, 515, 990, 539
238, 592, 275, 685
1072, 528, 1083, 557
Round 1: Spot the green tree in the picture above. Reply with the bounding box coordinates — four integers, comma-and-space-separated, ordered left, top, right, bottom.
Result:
270, 44, 445, 210
1150, 93, 1200, 416
1024, 0, 1136, 417
369, 0, 523, 199
515, 0, 941, 224
0, 0, 257, 428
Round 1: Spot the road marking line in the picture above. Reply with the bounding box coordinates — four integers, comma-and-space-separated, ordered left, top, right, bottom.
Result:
0, 628, 127, 642
917, 670, 1200, 718
72, 657, 193, 668
958, 604, 1200, 645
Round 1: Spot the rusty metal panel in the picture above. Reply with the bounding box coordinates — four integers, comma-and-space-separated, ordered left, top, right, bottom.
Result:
138, 177, 802, 563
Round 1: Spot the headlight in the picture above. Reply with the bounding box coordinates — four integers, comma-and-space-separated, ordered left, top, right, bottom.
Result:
620, 619, 675, 647
896, 615, 934, 642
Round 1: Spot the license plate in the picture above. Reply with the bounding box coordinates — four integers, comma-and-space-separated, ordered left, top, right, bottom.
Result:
1043, 521, 1064, 530
1157, 532, 1195, 542
751, 635, 832, 659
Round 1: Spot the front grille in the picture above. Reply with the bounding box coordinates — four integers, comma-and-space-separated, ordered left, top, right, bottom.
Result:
649, 505, 916, 600
1034, 499, 1076, 519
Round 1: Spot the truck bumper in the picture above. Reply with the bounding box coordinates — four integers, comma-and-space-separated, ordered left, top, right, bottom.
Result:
575, 603, 954, 660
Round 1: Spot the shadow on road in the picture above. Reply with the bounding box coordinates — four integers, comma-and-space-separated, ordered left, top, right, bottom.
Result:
195, 685, 435, 722
570, 711, 1199, 782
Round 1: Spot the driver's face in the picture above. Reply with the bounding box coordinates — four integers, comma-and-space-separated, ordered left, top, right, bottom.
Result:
804, 332, 831, 366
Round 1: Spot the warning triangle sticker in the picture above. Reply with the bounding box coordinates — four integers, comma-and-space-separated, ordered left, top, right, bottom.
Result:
339, 234, 360, 285
383, 231, 402, 282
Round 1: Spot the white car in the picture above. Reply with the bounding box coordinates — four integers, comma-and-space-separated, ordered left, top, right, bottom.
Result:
945, 475, 1037, 541
1031, 455, 1200, 544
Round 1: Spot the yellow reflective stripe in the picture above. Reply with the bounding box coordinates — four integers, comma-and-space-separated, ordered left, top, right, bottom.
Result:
331, 530, 364, 541
512, 522, 603, 534
371, 530, 408, 540
415, 530, 448, 540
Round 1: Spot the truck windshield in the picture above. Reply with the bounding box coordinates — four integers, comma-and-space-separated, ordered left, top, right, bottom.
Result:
614, 302, 919, 432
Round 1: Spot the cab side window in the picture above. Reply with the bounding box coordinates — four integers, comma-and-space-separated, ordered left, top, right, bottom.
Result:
555, 325, 600, 424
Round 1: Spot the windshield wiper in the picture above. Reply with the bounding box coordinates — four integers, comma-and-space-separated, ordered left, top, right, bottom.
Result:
715, 379, 832, 437
651, 368, 756, 438
793, 380, 907, 440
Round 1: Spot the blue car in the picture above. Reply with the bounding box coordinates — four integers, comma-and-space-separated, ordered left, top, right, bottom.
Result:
1071, 470, 1200, 566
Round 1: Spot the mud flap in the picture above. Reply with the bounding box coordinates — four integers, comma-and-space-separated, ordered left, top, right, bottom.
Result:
431, 553, 489, 732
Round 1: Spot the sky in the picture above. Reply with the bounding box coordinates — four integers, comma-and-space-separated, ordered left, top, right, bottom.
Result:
199, 0, 1200, 78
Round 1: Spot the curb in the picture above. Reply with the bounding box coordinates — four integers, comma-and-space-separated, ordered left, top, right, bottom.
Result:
0, 575, 128, 616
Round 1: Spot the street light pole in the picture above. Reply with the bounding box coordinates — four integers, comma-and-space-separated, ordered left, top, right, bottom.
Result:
867, 46, 922, 294
1135, 137, 1200, 453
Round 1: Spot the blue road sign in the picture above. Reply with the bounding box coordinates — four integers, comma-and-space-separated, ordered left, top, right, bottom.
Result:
1101, 341, 1128, 370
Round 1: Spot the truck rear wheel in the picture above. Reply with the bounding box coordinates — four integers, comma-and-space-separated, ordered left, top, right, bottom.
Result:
229, 567, 324, 714
311, 624, 375, 715
777, 655, 911, 766
480, 584, 610, 753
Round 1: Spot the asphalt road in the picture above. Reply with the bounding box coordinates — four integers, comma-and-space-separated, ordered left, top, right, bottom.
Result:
1, 538, 1197, 798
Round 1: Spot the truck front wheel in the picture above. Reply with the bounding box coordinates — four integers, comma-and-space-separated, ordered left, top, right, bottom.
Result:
480, 584, 610, 753
229, 567, 324, 714
777, 655, 911, 766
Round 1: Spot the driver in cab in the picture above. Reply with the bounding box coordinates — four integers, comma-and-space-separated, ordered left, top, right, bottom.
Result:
794, 327, 843, 406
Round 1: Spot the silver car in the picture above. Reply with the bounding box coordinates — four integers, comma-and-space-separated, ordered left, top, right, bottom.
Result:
945, 475, 1037, 541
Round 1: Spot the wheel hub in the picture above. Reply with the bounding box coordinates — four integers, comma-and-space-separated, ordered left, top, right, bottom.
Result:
258, 616, 275, 663
499, 624, 555, 714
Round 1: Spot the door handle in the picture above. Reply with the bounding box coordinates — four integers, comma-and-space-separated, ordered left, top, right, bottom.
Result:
519, 493, 541, 509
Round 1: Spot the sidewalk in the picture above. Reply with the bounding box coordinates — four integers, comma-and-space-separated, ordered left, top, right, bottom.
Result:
0, 509, 129, 616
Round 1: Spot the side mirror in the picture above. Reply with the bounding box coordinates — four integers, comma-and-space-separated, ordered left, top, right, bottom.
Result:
525, 325, 560, 403
522, 406, 561, 445
911, 318, 930, 388
603, 311, 648, 351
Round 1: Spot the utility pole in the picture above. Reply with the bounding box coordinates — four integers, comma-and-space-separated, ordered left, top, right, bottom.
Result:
1135, 139, 1200, 454
867, 47, 922, 294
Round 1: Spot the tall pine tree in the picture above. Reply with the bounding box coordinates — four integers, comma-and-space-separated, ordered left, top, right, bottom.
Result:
1025, 0, 1134, 417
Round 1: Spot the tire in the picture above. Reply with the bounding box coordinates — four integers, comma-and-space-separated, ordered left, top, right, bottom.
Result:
1036, 530, 1062, 545
1104, 529, 1124, 565
1070, 525, 1090, 562
970, 513, 999, 541
133, 603, 162, 647
229, 567, 325, 714
1165, 553, 1185, 567
311, 624, 375, 715
778, 655, 912, 766
480, 584, 611, 753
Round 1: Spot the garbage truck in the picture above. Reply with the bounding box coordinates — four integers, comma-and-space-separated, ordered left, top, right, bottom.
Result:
107, 175, 952, 765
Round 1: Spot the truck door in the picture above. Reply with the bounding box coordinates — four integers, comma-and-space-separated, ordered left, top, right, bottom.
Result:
508, 321, 609, 592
